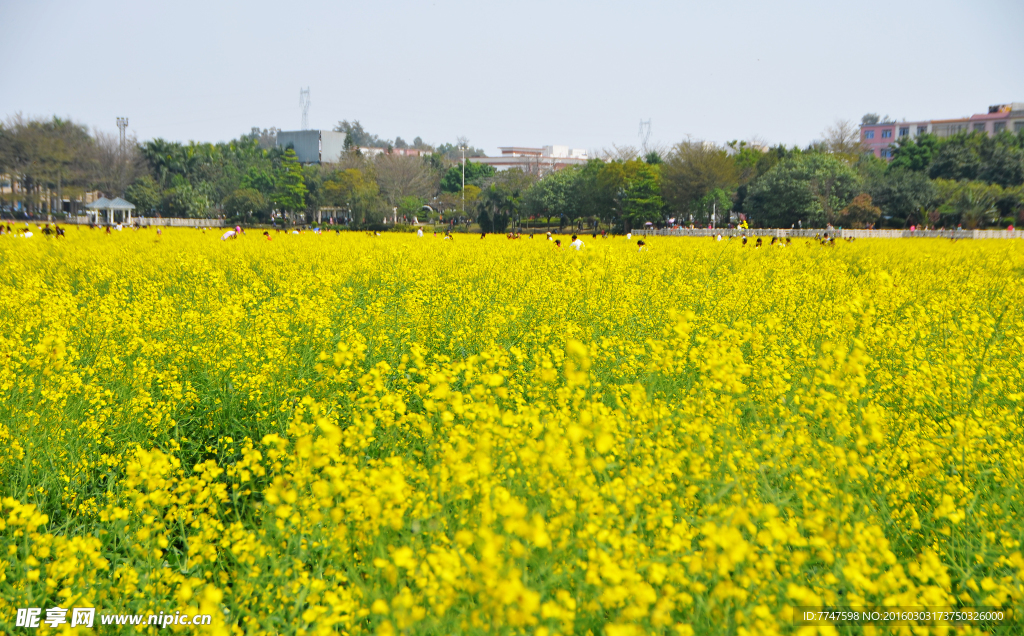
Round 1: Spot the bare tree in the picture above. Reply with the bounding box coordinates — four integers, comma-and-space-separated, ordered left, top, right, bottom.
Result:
822, 119, 864, 157
661, 139, 738, 217
91, 131, 145, 198
373, 153, 436, 207
600, 144, 640, 162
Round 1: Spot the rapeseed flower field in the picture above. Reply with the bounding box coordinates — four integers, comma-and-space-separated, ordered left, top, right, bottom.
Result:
2, 228, 1023, 635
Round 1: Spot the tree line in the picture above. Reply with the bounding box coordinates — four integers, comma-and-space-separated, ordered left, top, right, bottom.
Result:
3, 115, 1022, 229
515, 122, 1024, 232
0, 116, 489, 225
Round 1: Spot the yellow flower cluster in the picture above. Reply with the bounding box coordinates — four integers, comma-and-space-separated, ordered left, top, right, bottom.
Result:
2, 229, 1024, 635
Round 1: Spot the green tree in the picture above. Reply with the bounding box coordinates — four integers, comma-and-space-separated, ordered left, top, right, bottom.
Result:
476, 169, 537, 232
124, 175, 162, 215
397, 195, 425, 221
661, 141, 737, 218
273, 148, 308, 222
620, 161, 664, 229
867, 169, 936, 227
838, 193, 882, 228
745, 154, 860, 227
323, 168, 386, 226
333, 120, 389, 148
933, 179, 1004, 228
241, 166, 275, 196
889, 133, 940, 172
693, 188, 733, 226
161, 181, 210, 218
522, 167, 580, 228
928, 132, 984, 181
223, 188, 267, 220
979, 137, 1024, 187
440, 161, 496, 193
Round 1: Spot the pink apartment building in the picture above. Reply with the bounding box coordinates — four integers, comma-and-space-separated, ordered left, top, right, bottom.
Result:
860, 103, 1024, 159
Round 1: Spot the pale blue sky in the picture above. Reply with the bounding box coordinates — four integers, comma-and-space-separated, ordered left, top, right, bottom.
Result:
2, 0, 1022, 155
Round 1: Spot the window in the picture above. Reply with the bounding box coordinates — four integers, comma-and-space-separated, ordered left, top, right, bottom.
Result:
864, 130, 875, 139
880, 149, 893, 159
993, 122, 1006, 133
974, 123, 986, 133
899, 127, 909, 137
1016, 122, 1024, 132
917, 126, 927, 134
881, 129, 892, 138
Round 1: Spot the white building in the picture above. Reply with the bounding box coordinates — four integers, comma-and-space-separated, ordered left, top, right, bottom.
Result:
469, 145, 590, 175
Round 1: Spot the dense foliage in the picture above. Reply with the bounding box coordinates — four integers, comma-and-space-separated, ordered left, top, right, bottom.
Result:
2, 231, 1024, 635
3, 115, 1023, 229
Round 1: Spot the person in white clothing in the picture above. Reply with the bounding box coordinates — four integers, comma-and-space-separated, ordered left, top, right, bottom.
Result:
221, 230, 237, 240
417, 228, 423, 237
570, 234, 584, 250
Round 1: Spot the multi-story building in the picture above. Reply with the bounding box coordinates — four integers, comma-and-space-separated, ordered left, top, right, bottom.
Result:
276, 130, 347, 164
860, 103, 1024, 159
354, 147, 430, 158
469, 145, 589, 175
860, 120, 931, 158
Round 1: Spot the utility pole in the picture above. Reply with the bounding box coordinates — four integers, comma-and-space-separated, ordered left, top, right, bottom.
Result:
116, 117, 128, 150
460, 145, 467, 221
115, 117, 129, 222
300, 88, 311, 130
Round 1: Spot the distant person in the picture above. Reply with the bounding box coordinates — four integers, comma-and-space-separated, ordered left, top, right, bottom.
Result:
554, 239, 562, 248
221, 229, 237, 240
570, 234, 584, 250
637, 240, 646, 252
417, 228, 423, 237
263, 230, 272, 241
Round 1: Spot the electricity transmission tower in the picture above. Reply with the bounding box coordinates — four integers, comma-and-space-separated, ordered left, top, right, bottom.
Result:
638, 119, 651, 155
300, 88, 311, 130
116, 117, 129, 150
